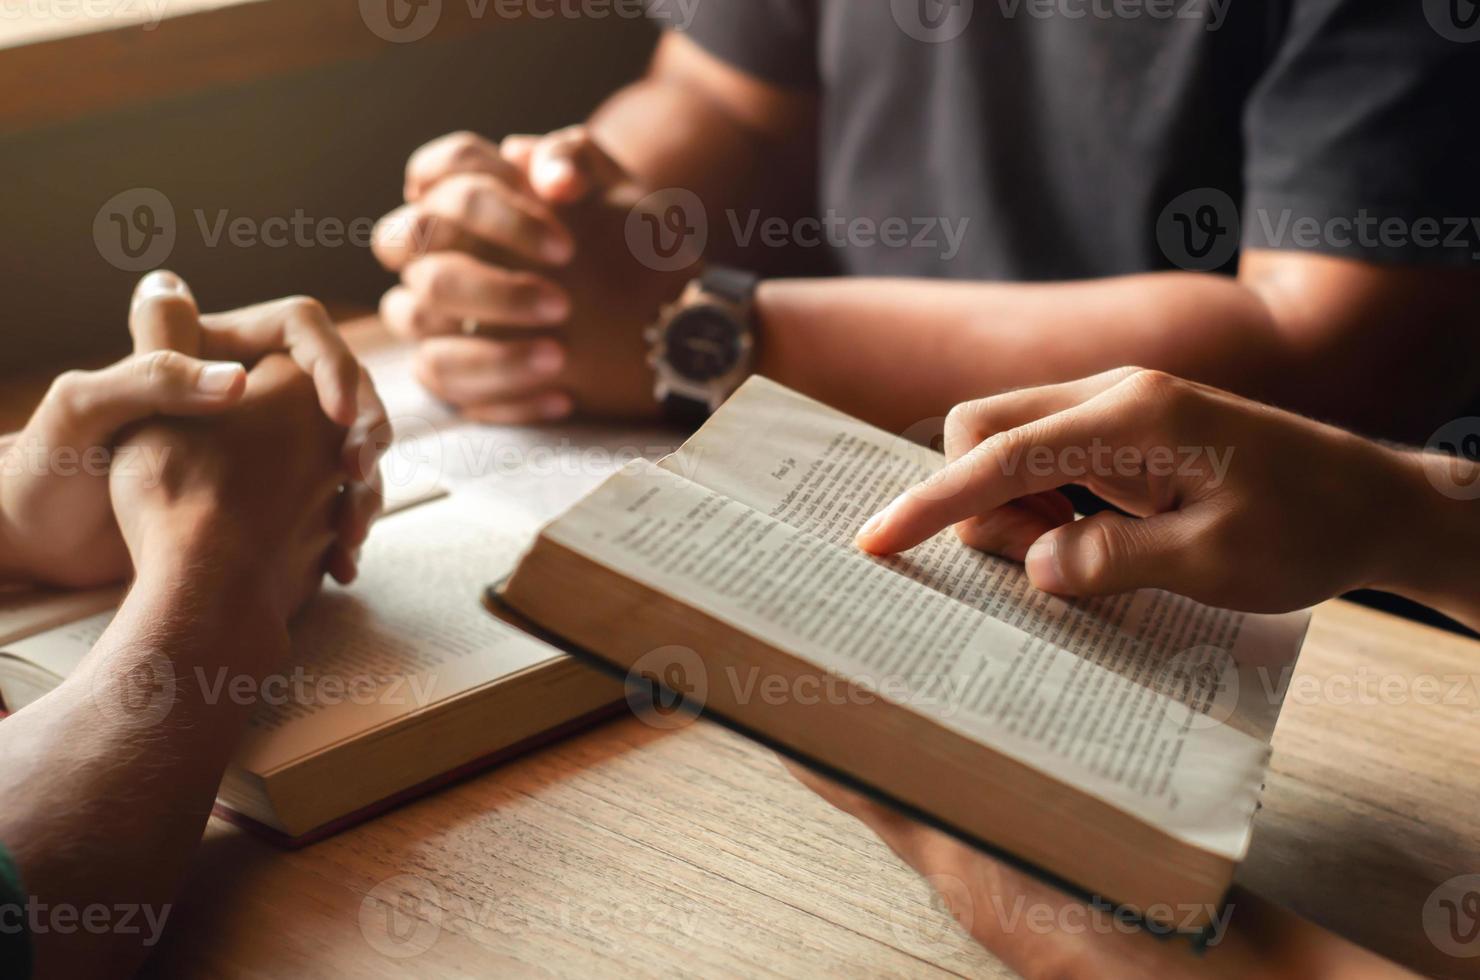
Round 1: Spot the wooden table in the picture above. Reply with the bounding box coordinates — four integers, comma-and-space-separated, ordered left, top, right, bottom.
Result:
4, 352, 1479, 978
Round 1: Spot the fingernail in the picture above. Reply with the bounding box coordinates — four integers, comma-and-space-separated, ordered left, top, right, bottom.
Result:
856, 511, 887, 543
1025, 536, 1065, 592
530, 341, 564, 375
539, 393, 572, 420
197, 361, 245, 394
536, 292, 569, 323
132, 270, 191, 311
856, 491, 908, 547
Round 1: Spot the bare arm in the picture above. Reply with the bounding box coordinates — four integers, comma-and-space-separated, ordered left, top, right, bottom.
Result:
587, 32, 815, 230
754, 254, 1480, 442
604, 37, 1480, 441
382, 34, 1480, 443
0, 562, 288, 974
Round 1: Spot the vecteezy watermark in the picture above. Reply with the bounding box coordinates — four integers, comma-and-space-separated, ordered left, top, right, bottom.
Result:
910, 434, 1235, 503
726, 209, 971, 263
892, 0, 975, 42
206, 666, 440, 714
360, 874, 443, 958
888, 873, 976, 953
1424, 0, 1480, 42
358, 0, 698, 43
996, 895, 1234, 943
359, 873, 702, 958
358, 413, 684, 493
623, 645, 973, 730
625, 188, 971, 271
889, 876, 1235, 953
993, 0, 1227, 28
625, 187, 708, 273
1158, 188, 1480, 271
1424, 418, 1480, 501
0, 436, 171, 484
891, 0, 1228, 42
1249, 209, 1480, 261
93, 187, 176, 273
0, 0, 171, 31
93, 188, 436, 272
1156, 188, 1241, 272
1153, 644, 1242, 733
89, 646, 177, 729
358, 0, 442, 43
0, 897, 172, 947
1424, 874, 1480, 958
624, 645, 708, 730
87, 647, 441, 731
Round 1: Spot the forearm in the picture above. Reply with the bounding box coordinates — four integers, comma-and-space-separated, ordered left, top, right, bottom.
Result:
753, 273, 1293, 433
753, 262, 1480, 440
589, 76, 760, 213
588, 33, 813, 240
0, 554, 288, 976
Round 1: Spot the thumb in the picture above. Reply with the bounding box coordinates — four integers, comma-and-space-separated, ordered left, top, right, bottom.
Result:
1023, 510, 1203, 598
33, 352, 246, 449
130, 270, 203, 356
528, 126, 628, 204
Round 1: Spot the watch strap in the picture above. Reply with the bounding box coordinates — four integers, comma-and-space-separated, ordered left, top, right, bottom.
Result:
661, 391, 712, 430
699, 266, 759, 306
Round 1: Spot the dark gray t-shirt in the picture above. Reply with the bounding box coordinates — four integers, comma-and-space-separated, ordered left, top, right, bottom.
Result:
664, 0, 1479, 280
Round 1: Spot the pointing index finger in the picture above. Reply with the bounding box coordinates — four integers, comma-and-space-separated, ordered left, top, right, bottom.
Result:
856, 392, 1139, 555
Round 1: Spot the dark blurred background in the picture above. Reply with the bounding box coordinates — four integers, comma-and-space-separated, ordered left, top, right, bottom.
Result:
0, 6, 655, 377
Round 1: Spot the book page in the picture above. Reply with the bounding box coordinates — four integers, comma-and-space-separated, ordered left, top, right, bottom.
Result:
2, 495, 569, 774
662, 377, 1307, 742
544, 461, 1272, 859
0, 585, 121, 648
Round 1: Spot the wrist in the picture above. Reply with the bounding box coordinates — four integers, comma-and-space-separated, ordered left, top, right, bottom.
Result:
128, 548, 291, 673
128, 502, 292, 647
1365, 446, 1480, 606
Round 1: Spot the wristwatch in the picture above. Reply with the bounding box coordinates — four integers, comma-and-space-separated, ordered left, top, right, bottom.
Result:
644, 266, 759, 428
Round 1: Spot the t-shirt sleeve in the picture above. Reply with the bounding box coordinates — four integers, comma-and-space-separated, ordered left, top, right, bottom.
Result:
1241, 0, 1480, 266
652, 0, 818, 89
0, 844, 31, 980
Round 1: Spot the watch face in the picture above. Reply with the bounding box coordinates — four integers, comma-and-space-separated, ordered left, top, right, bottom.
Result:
665, 305, 742, 382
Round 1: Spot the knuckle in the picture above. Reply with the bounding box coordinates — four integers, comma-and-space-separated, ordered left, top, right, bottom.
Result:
409, 259, 456, 302
445, 130, 485, 159
445, 177, 484, 218
944, 400, 975, 433
551, 123, 589, 148
44, 370, 92, 419
945, 396, 993, 441
986, 418, 1039, 468
136, 349, 184, 387
282, 295, 329, 323
1125, 368, 1184, 405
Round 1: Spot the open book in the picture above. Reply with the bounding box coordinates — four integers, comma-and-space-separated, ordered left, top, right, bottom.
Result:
0, 493, 621, 843
496, 377, 1309, 931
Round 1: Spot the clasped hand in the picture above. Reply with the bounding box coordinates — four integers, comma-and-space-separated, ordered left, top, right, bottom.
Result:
0, 273, 389, 620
